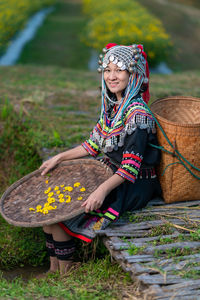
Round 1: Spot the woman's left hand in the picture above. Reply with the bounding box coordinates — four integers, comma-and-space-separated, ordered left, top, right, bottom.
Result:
81, 187, 106, 213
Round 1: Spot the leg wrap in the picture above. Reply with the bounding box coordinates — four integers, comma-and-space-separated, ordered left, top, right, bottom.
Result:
44, 232, 56, 257
54, 239, 76, 261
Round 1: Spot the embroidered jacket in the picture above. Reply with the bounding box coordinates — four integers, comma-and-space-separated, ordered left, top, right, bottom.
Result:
82, 96, 160, 183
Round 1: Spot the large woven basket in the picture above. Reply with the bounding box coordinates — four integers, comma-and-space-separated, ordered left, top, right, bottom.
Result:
150, 96, 200, 204
0, 159, 113, 227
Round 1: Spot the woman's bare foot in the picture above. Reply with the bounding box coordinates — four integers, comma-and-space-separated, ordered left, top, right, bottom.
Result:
58, 260, 74, 275
49, 256, 59, 272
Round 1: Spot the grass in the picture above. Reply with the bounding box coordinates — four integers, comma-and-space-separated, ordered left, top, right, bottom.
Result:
0, 256, 134, 299
18, 0, 91, 70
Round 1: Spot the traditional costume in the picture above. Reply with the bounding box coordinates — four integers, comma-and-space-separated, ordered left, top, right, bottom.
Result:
58, 43, 162, 243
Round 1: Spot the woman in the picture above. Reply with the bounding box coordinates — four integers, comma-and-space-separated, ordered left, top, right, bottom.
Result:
39, 43, 161, 274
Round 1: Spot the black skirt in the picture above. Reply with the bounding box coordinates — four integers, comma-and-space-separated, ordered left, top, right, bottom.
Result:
59, 176, 162, 243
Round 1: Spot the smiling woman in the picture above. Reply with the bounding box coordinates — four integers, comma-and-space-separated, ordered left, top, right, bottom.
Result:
37, 42, 162, 275
104, 64, 129, 102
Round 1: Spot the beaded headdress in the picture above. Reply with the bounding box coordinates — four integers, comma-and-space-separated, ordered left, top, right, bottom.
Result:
98, 43, 150, 131
98, 43, 150, 105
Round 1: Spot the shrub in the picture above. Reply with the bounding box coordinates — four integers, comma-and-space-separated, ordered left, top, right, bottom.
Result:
82, 0, 173, 66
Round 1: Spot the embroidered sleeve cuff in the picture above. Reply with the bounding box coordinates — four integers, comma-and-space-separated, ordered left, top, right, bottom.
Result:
115, 168, 136, 183
116, 152, 143, 183
82, 140, 100, 157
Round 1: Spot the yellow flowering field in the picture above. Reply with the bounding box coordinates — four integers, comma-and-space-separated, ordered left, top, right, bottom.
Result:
82, 0, 173, 66
0, 0, 55, 53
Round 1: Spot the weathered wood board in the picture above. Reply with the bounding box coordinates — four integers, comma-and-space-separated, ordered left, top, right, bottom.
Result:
101, 198, 200, 300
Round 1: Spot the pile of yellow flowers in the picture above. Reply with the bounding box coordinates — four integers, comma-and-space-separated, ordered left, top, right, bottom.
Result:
82, 0, 173, 66
29, 180, 86, 215
0, 0, 55, 53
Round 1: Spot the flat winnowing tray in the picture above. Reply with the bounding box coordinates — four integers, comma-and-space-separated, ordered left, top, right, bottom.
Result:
0, 159, 113, 227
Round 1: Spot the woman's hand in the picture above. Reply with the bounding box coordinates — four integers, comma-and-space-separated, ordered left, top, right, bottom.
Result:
39, 154, 61, 176
81, 186, 106, 213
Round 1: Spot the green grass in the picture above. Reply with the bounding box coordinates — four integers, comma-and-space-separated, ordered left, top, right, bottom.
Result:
18, 1, 91, 70
0, 256, 133, 299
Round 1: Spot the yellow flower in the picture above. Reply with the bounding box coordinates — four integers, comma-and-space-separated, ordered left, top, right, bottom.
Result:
57, 190, 60, 195
44, 203, 50, 207
48, 205, 55, 210
47, 197, 55, 203
45, 180, 49, 184
74, 182, 81, 187
59, 198, 65, 203
29, 207, 35, 211
60, 184, 64, 187
66, 195, 71, 203
64, 186, 73, 192
58, 194, 64, 198
77, 197, 83, 201
54, 186, 59, 191
80, 187, 86, 192
48, 192, 54, 197
44, 187, 51, 194
43, 209, 49, 214
36, 205, 42, 210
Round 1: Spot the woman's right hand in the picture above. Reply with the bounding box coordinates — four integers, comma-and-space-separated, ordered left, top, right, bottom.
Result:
39, 154, 61, 176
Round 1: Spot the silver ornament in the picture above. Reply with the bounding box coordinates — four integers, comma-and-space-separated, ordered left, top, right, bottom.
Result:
134, 54, 140, 60
133, 49, 138, 55
132, 44, 137, 49
98, 59, 102, 65
102, 47, 107, 54
99, 54, 103, 59
117, 61, 123, 68
102, 62, 107, 68
130, 61, 136, 67
128, 67, 134, 73
97, 67, 102, 73
121, 65, 126, 70
109, 54, 114, 62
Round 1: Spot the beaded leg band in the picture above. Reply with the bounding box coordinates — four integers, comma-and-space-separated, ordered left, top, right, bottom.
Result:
54, 239, 76, 261
44, 232, 56, 257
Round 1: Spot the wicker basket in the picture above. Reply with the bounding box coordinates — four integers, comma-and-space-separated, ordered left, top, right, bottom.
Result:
0, 159, 113, 227
150, 96, 200, 204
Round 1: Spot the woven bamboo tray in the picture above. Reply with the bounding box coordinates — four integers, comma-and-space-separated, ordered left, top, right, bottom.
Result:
0, 159, 113, 227
150, 96, 200, 203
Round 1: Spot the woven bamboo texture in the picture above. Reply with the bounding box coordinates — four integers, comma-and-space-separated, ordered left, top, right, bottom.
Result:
150, 96, 200, 204
0, 159, 113, 227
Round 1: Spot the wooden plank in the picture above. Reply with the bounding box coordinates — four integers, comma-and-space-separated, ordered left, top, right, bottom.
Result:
108, 240, 200, 251
159, 279, 200, 291
151, 288, 200, 299
102, 218, 186, 233
138, 273, 190, 285
113, 232, 180, 244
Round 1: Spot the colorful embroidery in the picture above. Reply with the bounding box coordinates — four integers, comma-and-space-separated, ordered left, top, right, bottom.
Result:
83, 98, 155, 154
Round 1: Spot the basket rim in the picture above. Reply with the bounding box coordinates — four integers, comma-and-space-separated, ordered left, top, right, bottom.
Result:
0, 158, 113, 227
150, 96, 200, 128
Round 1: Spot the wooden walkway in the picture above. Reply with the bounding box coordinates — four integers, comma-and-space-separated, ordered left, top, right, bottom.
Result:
99, 198, 200, 300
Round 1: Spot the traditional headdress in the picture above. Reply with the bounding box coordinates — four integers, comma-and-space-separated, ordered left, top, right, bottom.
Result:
98, 43, 150, 105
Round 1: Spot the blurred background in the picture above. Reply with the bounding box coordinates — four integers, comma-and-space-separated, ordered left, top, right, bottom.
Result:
0, 0, 200, 71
